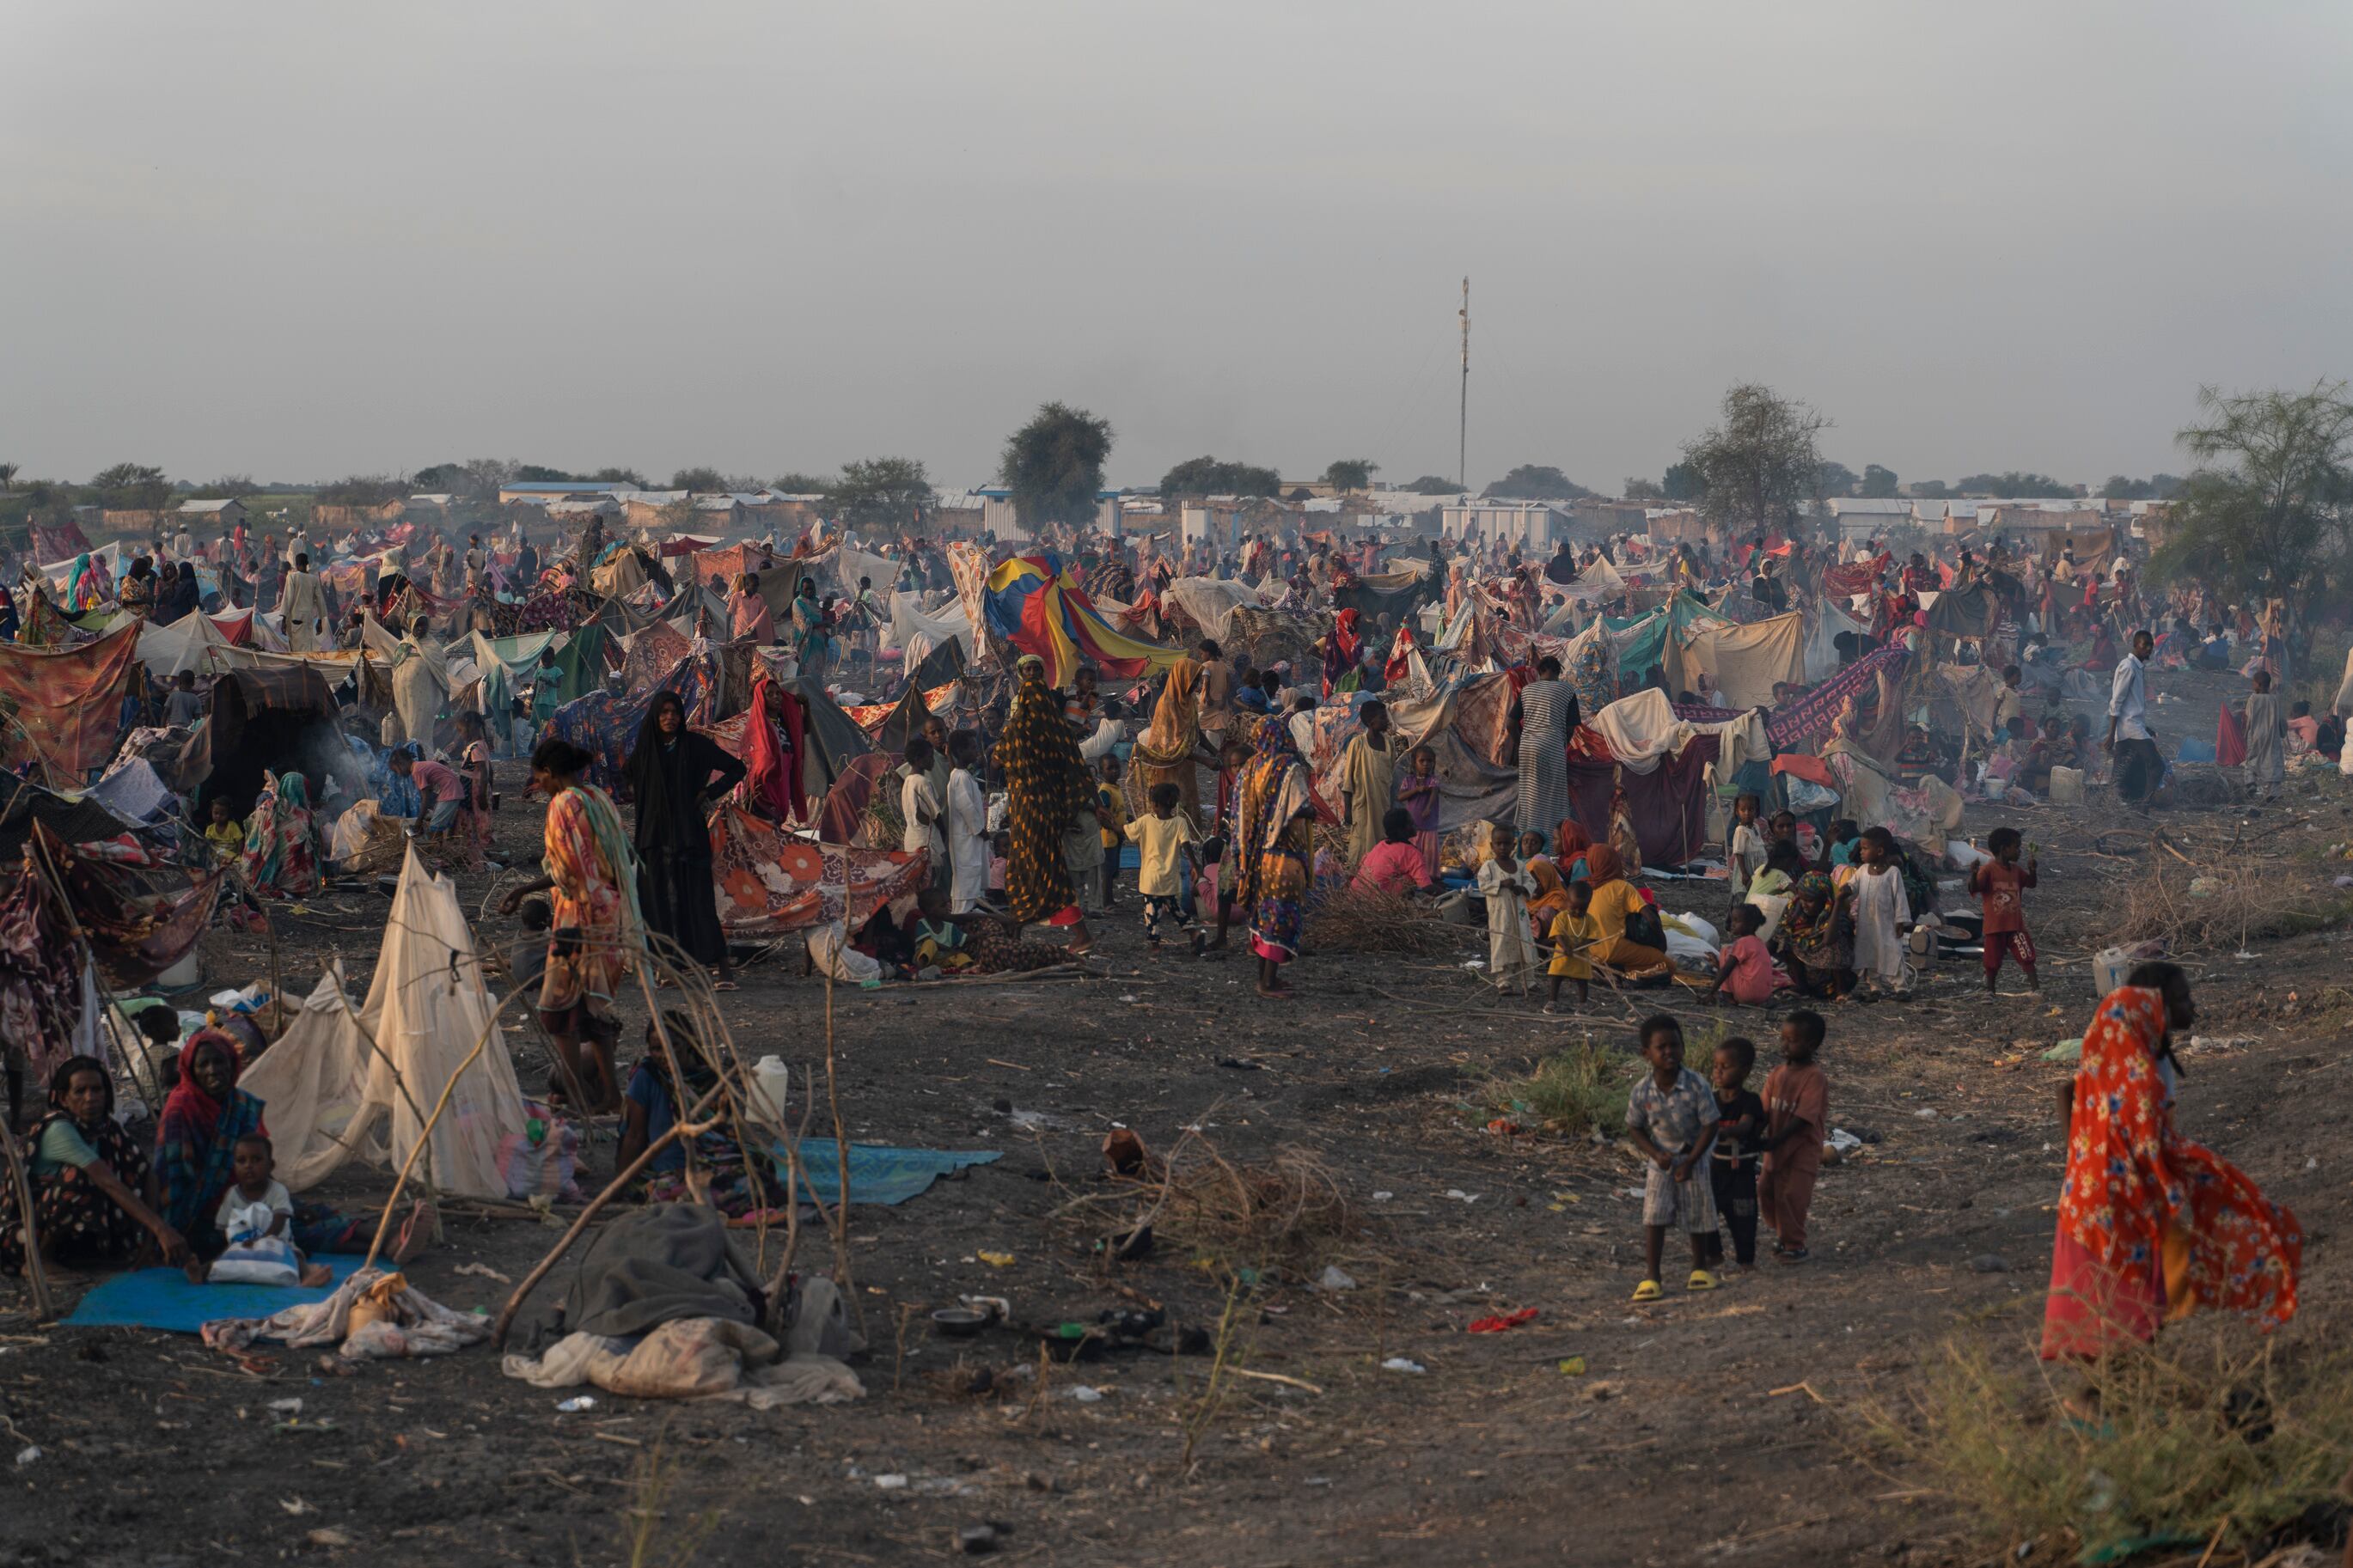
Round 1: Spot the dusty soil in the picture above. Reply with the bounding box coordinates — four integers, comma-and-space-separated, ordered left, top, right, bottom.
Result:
3, 664, 2350, 1568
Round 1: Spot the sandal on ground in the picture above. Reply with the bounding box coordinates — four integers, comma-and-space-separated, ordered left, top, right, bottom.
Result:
1630, 1278, 1663, 1303
1687, 1269, 1718, 1292
391, 1200, 437, 1264
1777, 1246, 1809, 1264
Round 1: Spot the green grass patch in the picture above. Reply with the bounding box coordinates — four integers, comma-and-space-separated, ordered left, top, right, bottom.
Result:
1479, 1037, 1636, 1138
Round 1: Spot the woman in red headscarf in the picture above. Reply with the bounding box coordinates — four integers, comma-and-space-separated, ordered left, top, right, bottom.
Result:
1554, 820, 1593, 884
2041, 963, 2300, 1363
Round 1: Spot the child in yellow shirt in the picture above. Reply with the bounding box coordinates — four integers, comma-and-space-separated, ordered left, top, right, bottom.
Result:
1545, 880, 1601, 1012
203, 796, 246, 863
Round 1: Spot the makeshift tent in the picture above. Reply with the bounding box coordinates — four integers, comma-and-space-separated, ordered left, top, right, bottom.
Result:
904, 635, 965, 692
240, 846, 530, 1199
1669, 613, 1805, 710
32, 821, 223, 989
1159, 577, 1272, 646
888, 589, 974, 668
1766, 643, 1910, 752
174, 664, 349, 816
30, 518, 92, 565
0, 622, 142, 781
1567, 739, 1719, 867
706, 804, 929, 937
545, 655, 717, 792
980, 552, 1183, 689
778, 675, 874, 802
1922, 583, 2002, 639
0, 777, 135, 869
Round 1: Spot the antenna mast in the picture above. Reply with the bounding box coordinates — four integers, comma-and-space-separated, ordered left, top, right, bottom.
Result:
1457, 276, 1470, 490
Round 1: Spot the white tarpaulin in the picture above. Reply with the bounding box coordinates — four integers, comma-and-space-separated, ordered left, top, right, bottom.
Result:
1161, 577, 1272, 645
888, 589, 973, 663
241, 846, 530, 1199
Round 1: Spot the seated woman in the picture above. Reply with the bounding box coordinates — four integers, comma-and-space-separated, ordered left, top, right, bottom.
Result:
156, 1031, 411, 1268
1519, 830, 1574, 931
1773, 872, 1856, 999
1552, 820, 1593, 884
0, 1056, 187, 1277
1351, 808, 1435, 899
1578, 845, 1670, 977
618, 1013, 761, 1214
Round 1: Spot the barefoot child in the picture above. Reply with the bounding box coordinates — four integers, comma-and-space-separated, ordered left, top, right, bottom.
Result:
1969, 827, 2039, 994
1849, 826, 1911, 994
1626, 1014, 1720, 1299
1759, 1009, 1829, 1262
1476, 821, 1537, 995
190, 1133, 333, 1286
1725, 791, 1766, 927
1124, 782, 1204, 955
1397, 747, 1443, 882
1702, 1036, 1766, 1271
1543, 880, 1599, 1011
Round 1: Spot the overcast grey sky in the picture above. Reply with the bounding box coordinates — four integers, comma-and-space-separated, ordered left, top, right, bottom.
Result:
5, 2, 2350, 494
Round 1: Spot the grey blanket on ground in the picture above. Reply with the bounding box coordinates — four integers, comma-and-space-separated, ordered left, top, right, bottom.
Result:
515, 1204, 763, 1352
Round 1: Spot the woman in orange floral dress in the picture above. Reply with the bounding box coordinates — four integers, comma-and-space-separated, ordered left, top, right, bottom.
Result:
501, 737, 643, 1113
2041, 962, 2300, 1362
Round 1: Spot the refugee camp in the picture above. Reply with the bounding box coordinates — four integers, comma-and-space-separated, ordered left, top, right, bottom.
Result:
7, 7, 2353, 1566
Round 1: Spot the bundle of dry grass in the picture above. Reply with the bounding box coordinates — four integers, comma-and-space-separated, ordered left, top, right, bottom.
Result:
2104, 861, 2345, 953
1059, 1130, 1377, 1277
1307, 887, 1474, 955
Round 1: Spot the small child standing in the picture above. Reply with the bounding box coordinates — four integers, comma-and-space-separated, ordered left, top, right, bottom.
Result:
1624, 1014, 1720, 1300
1725, 791, 1767, 927
1095, 754, 1128, 911
1124, 782, 1204, 955
1702, 1036, 1767, 1271
1759, 1010, 1829, 1263
204, 797, 246, 863
1397, 746, 1444, 882
191, 1133, 332, 1286
1849, 826, 1911, 994
1970, 827, 2039, 995
1476, 821, 1537, 995
1543, 880, 1599, 1012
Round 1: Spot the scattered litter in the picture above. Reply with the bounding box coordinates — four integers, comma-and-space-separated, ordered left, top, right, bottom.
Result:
1381, 1358, 1426, 1374
1119, 994, 1138, 1003
1557, 1356, 1587, 1376
956, 1522, 1005, 1555
1442, 1189, 1479, 1204
1215, 1056, 1263, 1071
266, 1398, 303, 1415
976, 1251, 1016, 1268
875, 1473, 909, 1490
307, 1528, 354, 1549
1066, 1386, 1103, 1403
555, 1396, 596, 1412
279, 1498, 315, 1516
14, 1446, 38, 1467
1462, 960, 1486, 971
1467, 1308, 1538, 1334
1825, 1129, 1864, 1156
1912, 1107, 1938, 1120
1970, 1254, 2010, 1274
1316, 1266, 1357, 1292
453, 1263, 512, 1284
2041, 1038, 2084, 1065
1371, 1191, 1393, 1202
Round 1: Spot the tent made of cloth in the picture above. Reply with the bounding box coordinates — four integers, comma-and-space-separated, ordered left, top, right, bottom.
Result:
0, 776, 138, 868
1579, 687, 1769, 778
33, 821, 223, 989
1567, 736, 1720, 867
174, 663, 349, 815
706, 804, 928, 937
1668, 612, 1805, 711
0, 621, 143, 782
240, 846, 532, 1200
887, 589, 974, 667
777, 675, 876, 802
1159, 577, 1273, 646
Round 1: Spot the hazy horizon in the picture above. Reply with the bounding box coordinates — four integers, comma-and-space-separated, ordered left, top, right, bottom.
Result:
5, 3, 2349, 494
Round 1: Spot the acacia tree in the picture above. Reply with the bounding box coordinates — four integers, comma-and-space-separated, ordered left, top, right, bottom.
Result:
1323, 458, 1378, 490
1160, 456, 1278, 497
1678, 383, 1827, 534
828, 456, 933, 530
1001, 402, 1113, 528
2152, 381, 2353, 656
91, 462, 173, 511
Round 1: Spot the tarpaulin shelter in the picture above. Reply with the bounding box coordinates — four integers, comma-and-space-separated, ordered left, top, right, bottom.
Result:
546, 655, 717, 793
30, 518, 91, 566
905, 635, 965, 693
778, 676, 874, 802
174, 664, 347, 815
1668, 612, 1806, 709
0, 622, 142, 782
240, 847, 530, 1199
690, 544, 795, 619
980, 552, 1183, 689
1567, 741, 1718, 867
706, 804, 928, 937
888, 589, 974, 667
32, 821, 223, 989
1922, 583, 2002, 640
0, 777, 136, 867
1765, 643, 1910, 752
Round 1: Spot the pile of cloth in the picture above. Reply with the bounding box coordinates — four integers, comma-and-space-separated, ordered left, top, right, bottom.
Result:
502, 1205, 864, 1408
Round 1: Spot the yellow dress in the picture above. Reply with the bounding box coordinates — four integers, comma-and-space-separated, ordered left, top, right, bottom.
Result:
1547, 910, 1602, 978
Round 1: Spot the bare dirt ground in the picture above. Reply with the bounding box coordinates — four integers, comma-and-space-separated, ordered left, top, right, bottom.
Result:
3, 665, 2350, 1568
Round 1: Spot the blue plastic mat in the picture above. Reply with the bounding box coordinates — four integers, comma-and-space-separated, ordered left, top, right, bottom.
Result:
64, 1254, 371, 1333
767, 1140, 999, 1205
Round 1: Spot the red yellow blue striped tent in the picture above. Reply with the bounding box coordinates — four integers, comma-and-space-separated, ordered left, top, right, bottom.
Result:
981, 552, 1182, 688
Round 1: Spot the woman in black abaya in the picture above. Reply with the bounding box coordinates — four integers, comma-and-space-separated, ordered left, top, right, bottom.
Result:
622, 691, 747, 990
